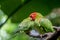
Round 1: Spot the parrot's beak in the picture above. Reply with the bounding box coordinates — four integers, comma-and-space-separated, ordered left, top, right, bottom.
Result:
29, 17, 35, 21
30, 17, 32, 20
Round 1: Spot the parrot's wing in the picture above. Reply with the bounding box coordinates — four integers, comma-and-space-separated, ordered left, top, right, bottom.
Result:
39, 18, 54, 32
19, 18, 34, 31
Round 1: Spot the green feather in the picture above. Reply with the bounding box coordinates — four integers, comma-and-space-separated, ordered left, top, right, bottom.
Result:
34, 12, 55, 33
19, 17, 34, 31
34, 12, 43, 27
39, 18, 54, 32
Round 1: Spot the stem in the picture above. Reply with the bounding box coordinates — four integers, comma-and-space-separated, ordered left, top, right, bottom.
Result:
0, 0, 31, 28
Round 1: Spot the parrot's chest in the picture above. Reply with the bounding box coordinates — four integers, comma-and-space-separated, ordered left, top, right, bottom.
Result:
34, 18, 41, 27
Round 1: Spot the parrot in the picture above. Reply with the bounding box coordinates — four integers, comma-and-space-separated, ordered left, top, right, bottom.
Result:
13, 12, 55, 35
29, 12, 55, 33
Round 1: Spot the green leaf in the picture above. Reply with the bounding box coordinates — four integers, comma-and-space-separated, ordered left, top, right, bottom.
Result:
11, 33, 30, 40
1, 19, 18, 34
0, 29, 10, 40
0, 0, 22, 15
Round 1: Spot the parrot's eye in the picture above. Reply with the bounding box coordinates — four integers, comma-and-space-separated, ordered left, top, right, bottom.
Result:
29, 12, 37, 21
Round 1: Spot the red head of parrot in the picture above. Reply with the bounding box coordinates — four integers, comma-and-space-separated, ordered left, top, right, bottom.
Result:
29, 12, 37, 21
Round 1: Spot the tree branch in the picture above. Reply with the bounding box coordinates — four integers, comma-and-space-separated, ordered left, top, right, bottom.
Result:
7, 26, 60, 40
0, 0, 31, 28
47, 27, 60, 40
28, 26, 60, 40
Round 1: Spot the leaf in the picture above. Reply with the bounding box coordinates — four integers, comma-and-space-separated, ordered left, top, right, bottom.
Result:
1, 19, 18, 34
0, 9, 7, 25
0, 29, 10, 40
10, 32, 30, 40
0, 0, 22, 15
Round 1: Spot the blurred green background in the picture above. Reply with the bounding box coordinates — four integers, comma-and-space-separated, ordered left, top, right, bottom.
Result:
0, 0, 60, 40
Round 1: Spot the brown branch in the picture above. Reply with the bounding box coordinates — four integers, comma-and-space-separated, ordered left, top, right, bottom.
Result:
28, 26, 60, 40
8, 26, 60, 40
47, 27, 60, 40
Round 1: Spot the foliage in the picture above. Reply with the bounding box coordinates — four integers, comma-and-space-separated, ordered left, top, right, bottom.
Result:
0, 0, 60, 40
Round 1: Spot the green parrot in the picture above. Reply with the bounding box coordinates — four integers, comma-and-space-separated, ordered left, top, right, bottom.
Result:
13, 12, 55, 34
30, 12, 55, 33
18, 17, 35, 31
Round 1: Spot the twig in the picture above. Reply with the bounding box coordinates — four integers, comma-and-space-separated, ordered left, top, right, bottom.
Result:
28, 26, 60, 40
6, 26, 60, 40
47, 27, 60, 40
7, 32, 20, 40
0, 0, 31, 28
